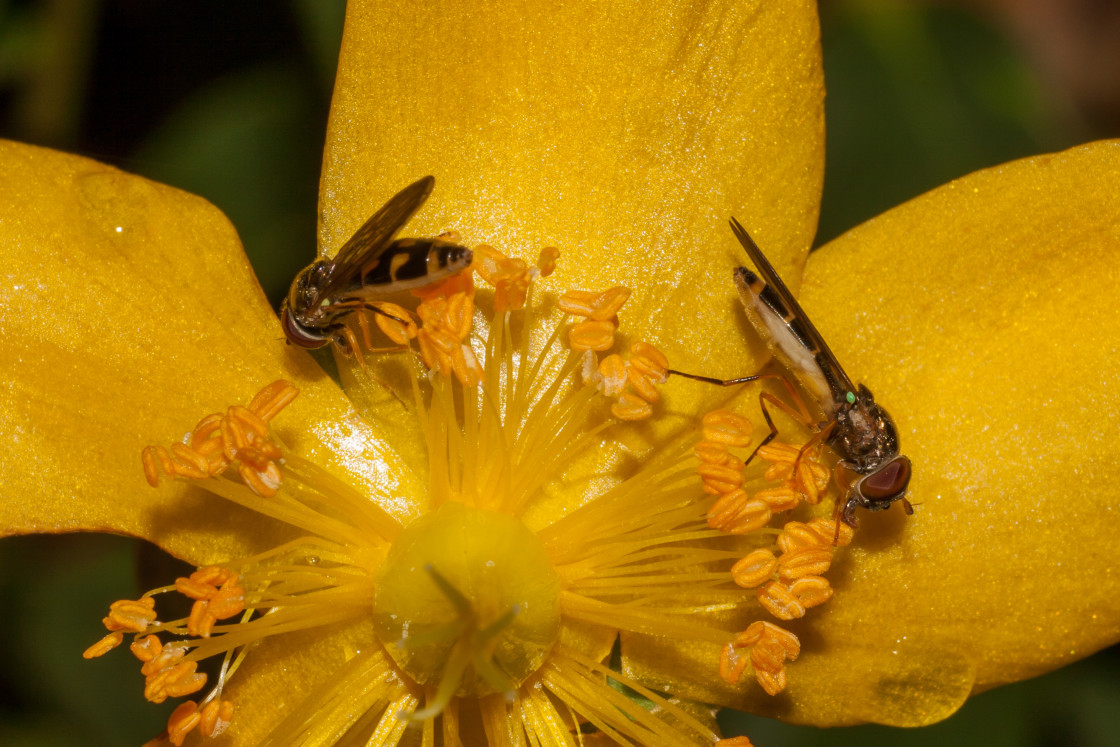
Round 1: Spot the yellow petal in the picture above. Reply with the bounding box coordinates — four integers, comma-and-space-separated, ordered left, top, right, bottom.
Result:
0, 141, 421, 562
626, 140, 1120, 727
320, 0, 824, 385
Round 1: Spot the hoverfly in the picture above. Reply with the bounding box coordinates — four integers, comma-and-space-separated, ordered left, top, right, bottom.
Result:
280, 175, 473, 351
671, 218, 912, 530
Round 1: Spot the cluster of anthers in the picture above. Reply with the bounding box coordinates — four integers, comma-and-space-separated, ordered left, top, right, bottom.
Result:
562, 287, 669, 421
140, 380, 299, 498
85, 385, 303, 744
83, 574, 245, 745
696, 409, 853, 696
357, 241, 669, 420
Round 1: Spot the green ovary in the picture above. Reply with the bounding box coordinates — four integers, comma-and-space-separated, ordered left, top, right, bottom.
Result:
373, 502, 562, 697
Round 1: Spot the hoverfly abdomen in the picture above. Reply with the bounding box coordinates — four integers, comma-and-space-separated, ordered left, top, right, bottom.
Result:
357, 239, 473, 293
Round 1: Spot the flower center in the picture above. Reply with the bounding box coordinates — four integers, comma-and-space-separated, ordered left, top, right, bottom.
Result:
372, 502, 561, 700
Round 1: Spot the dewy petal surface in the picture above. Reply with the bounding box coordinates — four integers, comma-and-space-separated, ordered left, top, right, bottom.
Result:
626, 141, 1120, 728
320, 0, 825, 388
0, 141, 421, 562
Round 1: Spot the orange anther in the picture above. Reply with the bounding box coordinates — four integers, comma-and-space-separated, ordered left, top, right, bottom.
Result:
450, 344, 483, 387
693, 440, 729, 465
717, 738, 755, 747
163, 664, 207, 699
176, 576, 216, 601
776, 521, 828, 554
629, 341, 669, 381
807, 518, 854, 547
777, 548, 833, 581
248, 380, 300, 422
701, 410, 753, 448
208, 578, 246, 620
754, 486, 801, 513
588, 286, 631, 321
228, 405, 269, 440
558, 289, 599, 317
626, 366, 661, 403
374, 302, 419, 344
167, 701, 201, 747
756, 581, 805, 621
794, 459, 829, 504
237, 442, 283, 471
755, 666, 788, 696
597, 354, 628, 397
219, 415, 247, 461
610, 392, 653, 421
731, 549, 778, 589
141, 446, 169, 487
188, 599, 217, 638
130, 634, 162, 663
238, 461, 281, 498
105, 597, 157, 633
734, 621, 799, 659
718, 642, 749, 685
190, 413, 224, 446
141, 643, 186, 677
788, 575, 834, 609
749, 638, 787, 674
708, 494, 771, 535
169, 443, 209, 479
537, 246, 560, 277
569, 319, 615, 352
200, 699, 235, 737
145, 659, 206, 702
756, 442, 800, 462
445, 292, 474, 341
698, 461, 744, 495
190, 566, 233, 586
83, 631, 124, 659
764, 460, 794, 482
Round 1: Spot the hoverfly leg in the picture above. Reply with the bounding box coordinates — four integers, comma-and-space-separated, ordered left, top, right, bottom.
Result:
333, 325, 369, 370
791, 419, 835, 496
667, 369, 765, 387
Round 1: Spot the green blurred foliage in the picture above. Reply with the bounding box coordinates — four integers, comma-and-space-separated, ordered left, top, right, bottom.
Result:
0, 1, 1117, 745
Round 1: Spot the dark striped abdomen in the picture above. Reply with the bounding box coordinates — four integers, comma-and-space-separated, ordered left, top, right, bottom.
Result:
354, 238, 473, 294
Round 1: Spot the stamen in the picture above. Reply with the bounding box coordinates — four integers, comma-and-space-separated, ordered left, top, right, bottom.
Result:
167, 700, 201, 746
756, 581, 805, 621
701, 410, 753, 447
374, 302, 419, 344
82, 631, 124, 659
720, 621, 800, 694
103, 596, 157, 633
473, 244, 535, 312
199, 699, 235, 737
776, 547, 833, 581
568, 319, 615, 351
730, 549, 778, 589
141, 381, 298, 497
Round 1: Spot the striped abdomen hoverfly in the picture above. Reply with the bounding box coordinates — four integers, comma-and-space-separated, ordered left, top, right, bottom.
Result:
280, 175, 473, 350
671, 218, 912, 530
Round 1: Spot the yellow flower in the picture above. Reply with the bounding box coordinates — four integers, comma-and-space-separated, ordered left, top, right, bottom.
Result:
2, 1, 1119, 746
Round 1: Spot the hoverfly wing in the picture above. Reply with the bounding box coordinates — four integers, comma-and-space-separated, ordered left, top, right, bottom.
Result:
315, 175, 436, 299
729, 217, 857, 411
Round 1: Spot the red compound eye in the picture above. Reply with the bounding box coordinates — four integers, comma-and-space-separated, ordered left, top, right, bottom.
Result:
859, 456, 911, 503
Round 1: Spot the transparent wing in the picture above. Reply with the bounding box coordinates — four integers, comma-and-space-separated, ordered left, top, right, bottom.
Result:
316, 175, 435, 298
729, 217, 857, 397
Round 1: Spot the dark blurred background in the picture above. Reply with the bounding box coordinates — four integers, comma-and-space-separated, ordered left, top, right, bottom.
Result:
1, 0, 1118, 744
